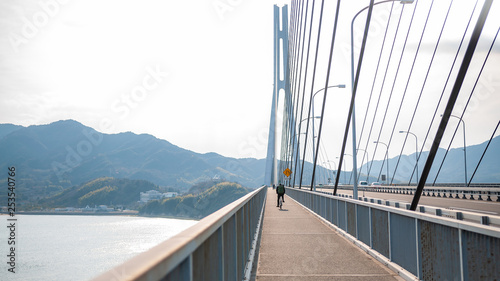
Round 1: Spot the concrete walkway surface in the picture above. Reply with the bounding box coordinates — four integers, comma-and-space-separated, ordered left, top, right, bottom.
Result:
255, 188, 403, 281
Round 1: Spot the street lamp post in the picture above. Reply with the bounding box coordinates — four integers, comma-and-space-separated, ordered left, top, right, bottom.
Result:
312, 85, 346, 122
351, 0, 414, 199
399, 130, 419, 184
311, 85, 345, 189
374, 141, 389, 184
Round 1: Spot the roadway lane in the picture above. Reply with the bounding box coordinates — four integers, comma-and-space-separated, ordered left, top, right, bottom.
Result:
317, 188, 500, 216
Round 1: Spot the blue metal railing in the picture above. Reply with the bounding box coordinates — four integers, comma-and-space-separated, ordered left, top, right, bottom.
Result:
286, 187, 500, 280
92, 186, 266, 281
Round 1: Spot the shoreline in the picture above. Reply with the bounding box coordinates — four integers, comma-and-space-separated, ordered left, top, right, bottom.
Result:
0, 211, 138, 216
0, 211, 200, 221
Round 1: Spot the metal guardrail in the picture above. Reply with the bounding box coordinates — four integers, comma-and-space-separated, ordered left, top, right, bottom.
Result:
373, 186, 500, 201
395, 183, 500, 188
91, 186, 266, 281
286, 187, 500, 281
321, 185, 500, 201
321, 191, 500, 227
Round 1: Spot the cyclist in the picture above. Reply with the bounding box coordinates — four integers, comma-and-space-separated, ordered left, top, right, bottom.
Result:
276, 183, 285, 207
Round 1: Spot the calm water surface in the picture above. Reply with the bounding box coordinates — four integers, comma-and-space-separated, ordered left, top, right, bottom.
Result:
0, 215, 198, 281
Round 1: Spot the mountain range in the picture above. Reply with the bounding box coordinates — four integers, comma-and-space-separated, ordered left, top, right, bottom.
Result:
0, 120, 265, 202
358, 136, 500, 184
1, 120, 498, 205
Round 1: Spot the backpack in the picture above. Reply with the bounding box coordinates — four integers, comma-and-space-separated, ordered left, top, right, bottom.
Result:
277, 185, 285, 194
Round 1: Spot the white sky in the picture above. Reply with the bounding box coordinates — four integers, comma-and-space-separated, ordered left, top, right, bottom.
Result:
1, 0, 499, 164
0, 0, 289, 159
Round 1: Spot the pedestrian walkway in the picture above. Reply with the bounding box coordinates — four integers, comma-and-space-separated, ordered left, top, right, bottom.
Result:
255, 187, 403, 281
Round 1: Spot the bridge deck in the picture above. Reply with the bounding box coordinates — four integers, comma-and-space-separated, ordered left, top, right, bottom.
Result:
255, 187, 403, 281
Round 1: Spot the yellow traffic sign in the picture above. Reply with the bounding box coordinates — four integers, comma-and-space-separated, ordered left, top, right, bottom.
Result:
283, 168, 292, 177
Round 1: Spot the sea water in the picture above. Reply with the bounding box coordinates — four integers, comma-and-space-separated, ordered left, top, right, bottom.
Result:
0, 215, 198, 281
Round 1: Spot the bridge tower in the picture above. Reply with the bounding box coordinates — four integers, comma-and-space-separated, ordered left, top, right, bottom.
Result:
265, 5, 290, 186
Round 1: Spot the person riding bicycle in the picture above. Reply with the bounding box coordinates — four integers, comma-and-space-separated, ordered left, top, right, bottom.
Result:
276, 183, 285, 207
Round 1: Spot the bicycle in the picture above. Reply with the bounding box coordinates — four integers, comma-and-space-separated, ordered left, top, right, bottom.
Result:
278, 196, 283, 210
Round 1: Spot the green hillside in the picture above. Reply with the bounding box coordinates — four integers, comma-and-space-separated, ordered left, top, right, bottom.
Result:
139, 182, 249, 219
39, 177, 158, 208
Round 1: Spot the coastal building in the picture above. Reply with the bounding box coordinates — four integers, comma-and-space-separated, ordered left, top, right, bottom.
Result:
140, 190, 178, 203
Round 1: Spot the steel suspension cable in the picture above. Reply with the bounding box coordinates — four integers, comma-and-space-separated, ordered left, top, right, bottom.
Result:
298, 0, 325, 188
413, 0, 480, 186
287, 3, 302, 183
333, 0, 375, 195
284, 2, 302, 182
289, 0, 303, 101
311, 0, 342, 190
288, 0, 296, 84
365, 7, 405, 180
292, 0, 315, 187
399, 0, 453, 185
412, 0, 479, 185
411, 0, 493, 210
424, 0, 478, 186
469, 121, 500, 186
320, 144, 331, 184
287, 1, 302, 171
355, 3, 395, 181
291, 0, 311, 187
366, 4, 417, 182
365, 3, 420, 184
388, 0, 436, 185
434, 24, 499, 185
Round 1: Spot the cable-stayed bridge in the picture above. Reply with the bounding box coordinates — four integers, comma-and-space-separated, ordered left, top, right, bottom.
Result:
93, 1, 499, 280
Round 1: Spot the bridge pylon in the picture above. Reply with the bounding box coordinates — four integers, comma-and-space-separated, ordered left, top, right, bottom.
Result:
265, 4, 290, 186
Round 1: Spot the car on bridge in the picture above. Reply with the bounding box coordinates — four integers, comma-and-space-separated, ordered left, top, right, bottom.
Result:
370, 182, 381, 188
359, 181, 368, 187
